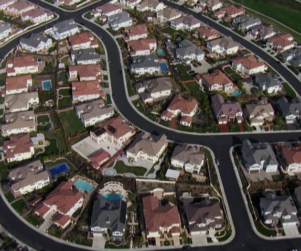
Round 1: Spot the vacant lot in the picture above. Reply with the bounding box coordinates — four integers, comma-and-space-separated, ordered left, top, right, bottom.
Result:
58, 110, 86, 137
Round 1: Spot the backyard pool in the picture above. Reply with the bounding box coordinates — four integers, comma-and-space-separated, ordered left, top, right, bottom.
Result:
103, 193, 123, 201
157, 49, 164, 56
160, 62, 168, 72
42, 80, 51, 90
232, 89, 242, 96
75, 179, 94, 192
49, 163, 69, 176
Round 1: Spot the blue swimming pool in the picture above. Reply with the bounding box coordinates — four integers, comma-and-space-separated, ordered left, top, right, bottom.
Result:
49, 163, 69, 176
75, 179, 94, 192
232, 89, 242, 96
103, 193, 123, 201
160, 63, 168, 72
157, 49, 164, 56
42, 80, 51, 90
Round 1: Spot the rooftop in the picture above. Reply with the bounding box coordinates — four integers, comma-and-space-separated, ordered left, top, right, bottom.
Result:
167, 95, 198, 114
3, 133, 33, 159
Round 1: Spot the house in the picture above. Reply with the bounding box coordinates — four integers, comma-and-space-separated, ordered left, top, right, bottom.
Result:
68, 64, 101, 82
135, 77, 172, 104
6, 55, 38, 77
247, 25, 276, 40
143, 195, 181, 238
255, 73, 282, 94
89, 149, 111, 168
0, 0, 17, 11
4, 92, 39, 113
161, 95, 198, 127
282, 48, 301, 62
201, 70, 233, 92
1, 110, 36, 136
199, 0, 222, 11
123, 24, 148, 41
90, 116, 136, 148
232, 14, 261, 30
56, 0, 82, 6
267, 33, 294, 52
127, 38, 157, 56
108, 11, 133, 31
75, 100, 114, 127
232, 55, 267, 75
260, 192, 299, 226
244, 97, 274, 126
185, 199, 223, 235
211, 94, 243, 124
157, 7, 181, 22
0, 21, 11, 40
136, 0, 166, 12
206, 36, 239, 55
90, 195, 127, 240
72, 81, 105, 102
5, 74, 32, 95
35, 181, 83, 229
130, 55, 160, 76
5, 0, 36, 16
8, 160, 50, 197
3, 133, 34, 163
241, 139, 278, 173
119, 0, 141, 9
21, 8, 53, 24
195, 26, 220, 41
176, 39, 205, 63
68, 32, 98, 50
171, 15, 201, 31
171, 144, 205, 174
276, 97, 301, 124
277, 145, 301, 173
165, 169, 180, 181
91, 4, 122, 17
215, 5, 245, 20
19, 33, 52, 53
71, 49, 100, 65
126, 132, 167, 163
49, 19, 79, 40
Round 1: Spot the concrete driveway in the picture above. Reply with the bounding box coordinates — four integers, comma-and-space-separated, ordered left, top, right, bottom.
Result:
283, 224, 299, 237
38, 211, 55, 233
92, 234, 107, 249
191, 234, 207, 245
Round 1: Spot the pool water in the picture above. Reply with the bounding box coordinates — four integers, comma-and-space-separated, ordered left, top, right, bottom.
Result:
160, 63, 168, 72
49, 163, 69, 176
232, 89, 242, 96
103, 193, 123, 201
157, 49, 164, 56
74, 179, 94, 192
42, 80, 51, 90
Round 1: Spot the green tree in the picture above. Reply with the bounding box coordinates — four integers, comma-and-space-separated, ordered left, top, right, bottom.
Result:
273, 116, 284, 126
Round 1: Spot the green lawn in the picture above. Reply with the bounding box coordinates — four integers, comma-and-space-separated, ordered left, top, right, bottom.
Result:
4, 192, 14, 203
58, 97, 72, 109
59, 88, 71, 96
58, 110, 86, 137
11, 198, 26, 214
243, 122, 253, 132
111, 161, 147, 176
106, 27, 119, 36
37, 123, 51, 132
231, 73, 242, 82
37, 115, 50, 124
105, 243, 130, 249
223, 66, 236, 74
83, 12, 93, 19
0, 109, 3, 116
175, 64, 194, 81
228, 123, 240, 132
106, 94, 112, 104
161, 27, 187, 38
43, 62, 53, 74
26, 213, 44, 227
44, 138, 59, 155
282, 82, 296, 97
0, 72, 6, 86
0, 161, 8, 182
185, 82, 203, 96
255, 221, 277, 237
125, 71, 135, 96
272, 174, 282, 182
48, 225, 63, 238
45, 158, 77, 173
217, 231, 232, 242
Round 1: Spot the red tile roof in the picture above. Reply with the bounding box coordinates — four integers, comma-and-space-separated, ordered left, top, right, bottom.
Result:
53, 213, 70, 228
69, 32, 94, 46
22, 8, 48, 18
232, 55, 266, 70
89, 148, 111, 169
95, 3, 121, 14
219, 5, 245, 17
161, 110, 174, 119
127, 38, 156, 55
180, 116, 193, 124
167, 95, 198, 114
5, 74, 32, 92
280, 146, 301, 165
35, 203, 51, 217
69, 64, 101, 79
3, 134, 33, 159
7, 55, 38, 68
124, 24, 148, 40
72, 81, 104, 98
195, 26, 220, 39
267, 33, 294, 48
202, 70, 233, 86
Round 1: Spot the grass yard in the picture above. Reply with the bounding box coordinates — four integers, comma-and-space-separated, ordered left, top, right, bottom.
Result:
228, 123, 240, 132
45, 158, 77, 173
217, 231, 232, 242
37, 123, 51, 132
43, 62, 53, 74
185, 81, 203, 96
243, 122, 253, 132
282, 82, 296, 97
11, 198, 25, 214
0, 161, 8, 182
58, 110, 86, 137
161, 27, 187, 38
112, 161, 147, 176
175, 64, 194, 81
44, 138, 59, 155
272, 174, 282, 182
26, 213, 44, 227
106, 27, 119, 36
255, 221, 277, 237
59, 88, 71, 96
58, 97, 72, 109
0, 72, 6, 86
231, 73, 242, 82
4, 192, 14, 203
106, 94, 112, 104
37, 115, 50, 124
48, 225, 63, 238
83, 12, 93, 19
132, 100, 145, 114
223, 66, 236, 74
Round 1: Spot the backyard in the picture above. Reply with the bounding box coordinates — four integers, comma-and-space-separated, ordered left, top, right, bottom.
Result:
110, 161, 147, 176
37, 115, 50, 124
161, 27, 187, 39
58, 110, 86, 137
45, 157, 77, 173
282, 82, 296, 97
58, 97, 72, 109
174, 64, 194, 81
44, 138, 60, 155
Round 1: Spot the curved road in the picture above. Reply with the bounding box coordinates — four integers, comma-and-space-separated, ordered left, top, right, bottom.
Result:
0, 1, 301, 251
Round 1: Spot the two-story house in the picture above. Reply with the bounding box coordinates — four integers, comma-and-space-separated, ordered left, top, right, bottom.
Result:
206, 36, 239, 55
68, 64, 101, 82
20, 34, 52, 53
214, 5, 245, 21
195, 26, 220, 41
5, 92, 39, 113
21, 8, 53, 24
49, 19, 79, 40
232, 14, 261, 30
0, 21, 12, 40
201, 70, 233, 92
130, 55, 161, 76
72, 81, 105, 102
6, 55, 38, 77
70, 48, 100, 65
255, 73, 282, 94
123, 24, 148, 41
5, 74, 32, 95
119, 0, 141, 9
157, 7, 181, 23
276, 97, 301, 124
247, 24, 276, 40
176, 39, 205, 63
199, 0, 222, 11
277, 145, 301, 173
5, 1, 36, 16
89, 148, 111, 169
0, 0, 16, 11
108, 11, 133, 31
91, 3, 122, 17
171, 15, 201, 31
136, 0, 166, 12
267, 33, 294, 52
68, 32, 98, 50
127, 38, 157, 56
232, 55, 267, 75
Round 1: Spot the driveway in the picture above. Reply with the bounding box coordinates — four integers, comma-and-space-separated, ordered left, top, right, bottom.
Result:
92, 234, 107, 249
191, 234, 207, 245
283, 224, 299, 237
38, 211, 55, 233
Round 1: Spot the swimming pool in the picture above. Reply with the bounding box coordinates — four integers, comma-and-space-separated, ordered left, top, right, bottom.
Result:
160, 63, 168, 72
157, 49, 164, 56
74, 179, 94, 192
232, 89, 242, 96
103, 193, 123, 201
49, 163, 69, 176
42, 80, 51, 90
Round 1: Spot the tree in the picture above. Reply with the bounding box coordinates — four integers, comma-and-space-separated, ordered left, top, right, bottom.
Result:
273, 116, 284, 126
251, 87, 261, 97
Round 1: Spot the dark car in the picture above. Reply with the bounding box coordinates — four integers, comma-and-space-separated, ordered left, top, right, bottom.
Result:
182, 245, 191, 249
112, 93, 116, 99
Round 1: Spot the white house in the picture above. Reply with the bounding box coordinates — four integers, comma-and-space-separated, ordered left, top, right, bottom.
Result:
171, 15, 201, 31
49, 19, 79, 40
68, 32, 98, 50
6, 55, 38, 77
5, 92, 39, 113
127, 38, 157, 56
72, 81, 104, 102
278, 145, 301, 173
176, 39, 204, 63
0, 21, 12, 40
201, 70, 233, 92
70, 49, 100, 65
130, 55, 161, 76
19, 34, 52, 53
255, 73, 282, 94
5, 75, 32, 95
21, 8, 53, 24
136, 0, 165, 12
0, 0, 17, 11
108, 11, 132, 31
232, 55, 267, 75
119, 0, 141, 9
206, 36, 239, 55
91, 4, 122, 17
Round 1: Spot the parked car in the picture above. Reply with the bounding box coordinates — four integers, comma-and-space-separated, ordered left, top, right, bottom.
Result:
182, 245, 191, 249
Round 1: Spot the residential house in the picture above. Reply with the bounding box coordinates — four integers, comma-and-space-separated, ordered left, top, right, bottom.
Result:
136, 0, 166, 12
90, 195, 127, 241
91, 4, 122, 17
130, 55, 160, 76
276, 97, 301, 124
3, 133, 34, 162
195, 26, 220, 41
72, 81, 105, 102
90, 116, 136, 148
171, 15, 201, 31
199, 0, 222, 11
176, 39, 205, 63
49, 19, 79, 40
71, 49, 100, 65
260, 192, 299, 226
244, 97, 274, 126
215, 5, 245, 20
68, 32, 98, 50
5, 1, 36, 16
127, 38, 157, 56
68, 64, 101, 82
247, 25, 276, 40
8, 160, 50, 197
277, 145, 301, 172
108, 11, 133, 31
135, 77, 172, 103
185, 199, 223, 235
232, 55, 267, 75
4, 92, 39, 113
157, 8, 181, 22
282, 48, 301, 68
75, 100, 114, 127
0, 0, 17, 10
89, 149, 111, 169
206, 36, 239, 55
123, 24, 148, 41
255, 73, 282, 94
19, 33, 52, 53
161, 95, 198, 127
21, 8, 53, 24
201, 70, 233, 92
56, 0, 82, 6
211, 94, 243, 124
267, 33, 294, 52
35, 181, 83, 229
241, 139, 278, 173
0, 21, 11, 40
143, 195, 181, 238
232, 14, 261, 30
126, 132, 167, 163
6, 55, 38, 77
119, 0, 141, 9
5, 74, 32, 95
171, 144, 205, 174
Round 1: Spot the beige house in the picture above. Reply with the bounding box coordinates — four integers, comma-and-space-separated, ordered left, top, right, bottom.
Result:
6, 55, 38, 77
5, 74, 32, 95
157, 7, 181, 22
4, 92, 39, 113
201, 70, 233, 92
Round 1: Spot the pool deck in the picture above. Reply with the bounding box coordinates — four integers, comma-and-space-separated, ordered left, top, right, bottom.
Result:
70, 175, 98, 193
98, 181, 128, 201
